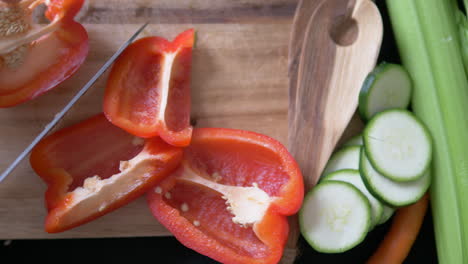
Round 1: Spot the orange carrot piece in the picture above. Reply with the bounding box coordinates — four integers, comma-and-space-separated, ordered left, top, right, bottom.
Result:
367, 193, 429, 264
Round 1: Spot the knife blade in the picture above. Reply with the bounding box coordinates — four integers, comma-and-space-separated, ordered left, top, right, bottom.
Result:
0, 22, 149, 183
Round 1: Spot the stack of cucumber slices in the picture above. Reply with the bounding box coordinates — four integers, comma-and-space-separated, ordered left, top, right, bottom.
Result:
299, 63, 433, 253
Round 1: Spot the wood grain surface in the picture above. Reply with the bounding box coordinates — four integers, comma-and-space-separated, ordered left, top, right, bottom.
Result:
0, 0, 364, 240
289, 0, 382, 189
287, 0, 323, 137
284, 0, 379, 262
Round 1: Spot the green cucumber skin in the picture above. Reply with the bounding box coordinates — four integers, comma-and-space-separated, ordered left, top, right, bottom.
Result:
322, 169, 363, 182
358, 62, 412, 122
378, 206, 395, 225
363, 109, 433, 182
359, 148, 431, 207
359, 67, 380, 121
322, 169, 384, 228
299, 181, 371, 253
322, 145, 361, 177
358, 148, 393, 206
321, 169, 344, 182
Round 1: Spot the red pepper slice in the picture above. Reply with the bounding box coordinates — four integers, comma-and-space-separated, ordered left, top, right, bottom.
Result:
147, 128, 304, 264
104, 29, 194, 147
0, 0, 88, 108
30, 114, 183, 233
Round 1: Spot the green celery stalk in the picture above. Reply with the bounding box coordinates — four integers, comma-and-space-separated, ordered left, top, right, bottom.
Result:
459, 18, 468, 73
386, 0, 468, 263
453, 0, 468, 73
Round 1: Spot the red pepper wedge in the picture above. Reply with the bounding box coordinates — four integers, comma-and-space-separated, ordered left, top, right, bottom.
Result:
147, 128, 304, 264
30, 114, 183, 233
0, 0, 89, 108
104, 29, 194, 147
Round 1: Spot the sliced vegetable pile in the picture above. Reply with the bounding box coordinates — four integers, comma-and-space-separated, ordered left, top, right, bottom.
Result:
0, 0, 88, 107
16, 0, 461, 262
29, 29, 304, 264
300, 62, 432, 254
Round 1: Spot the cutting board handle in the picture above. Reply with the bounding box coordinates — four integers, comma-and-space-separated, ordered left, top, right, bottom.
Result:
289, 0, 382, 190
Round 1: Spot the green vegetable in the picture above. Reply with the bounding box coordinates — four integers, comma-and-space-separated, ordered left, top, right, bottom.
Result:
360, 149, 431, 207
358, 63, 412, 121
454, 0, 468, 73
387, 0, 468, 262
299, 181, 371, 253
322, 169, 383, 228
322, 145, 360, 176
363, 109, 432, 182
378, 205, 394, 225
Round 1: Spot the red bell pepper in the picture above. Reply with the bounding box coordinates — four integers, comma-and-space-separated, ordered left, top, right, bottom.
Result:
30, 114, 182, 233
0, 0, 88, 108
147, 128, 304, 264
103, 29, 194, 147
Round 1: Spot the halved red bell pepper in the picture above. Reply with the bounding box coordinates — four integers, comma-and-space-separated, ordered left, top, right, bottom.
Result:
147, 128, 304, 264
0, 0, 88, 108
30, 114, 182, 233
103, 29, 194, 147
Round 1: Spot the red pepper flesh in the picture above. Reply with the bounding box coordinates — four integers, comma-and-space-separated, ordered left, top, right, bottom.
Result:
147, 128, 304, 264
30, 114, 183, 233
0, 0, 89, 107
104, 29, 194, 147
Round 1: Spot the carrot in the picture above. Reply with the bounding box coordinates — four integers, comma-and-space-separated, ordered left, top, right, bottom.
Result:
367, 193, 429, 264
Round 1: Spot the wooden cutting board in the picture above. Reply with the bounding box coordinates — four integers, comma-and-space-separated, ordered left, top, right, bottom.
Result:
0, 0, 361, 239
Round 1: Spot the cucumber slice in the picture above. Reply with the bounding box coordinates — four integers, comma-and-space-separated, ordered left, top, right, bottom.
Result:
360, 149, 431, 207
300, 181, 371, 253
363, 109, 432, 182
359, 63, 412, 121
342, 134, 363, 147
322, 169, 383, 228
323, 146, 361, 176
378, 205, 395, 225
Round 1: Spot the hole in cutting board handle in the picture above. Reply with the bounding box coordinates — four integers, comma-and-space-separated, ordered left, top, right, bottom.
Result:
329, 15, 359, 46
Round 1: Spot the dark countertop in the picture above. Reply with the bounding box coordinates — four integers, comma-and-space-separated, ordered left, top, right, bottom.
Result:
0, 210, 436, 263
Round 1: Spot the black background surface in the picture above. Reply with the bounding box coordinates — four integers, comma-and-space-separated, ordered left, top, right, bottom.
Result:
0, 1, 439, 263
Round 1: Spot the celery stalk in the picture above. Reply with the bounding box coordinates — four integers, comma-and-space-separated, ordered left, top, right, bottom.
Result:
387, 0, 468, 263
456, 1, 468, 73
457, 16, 468, 73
